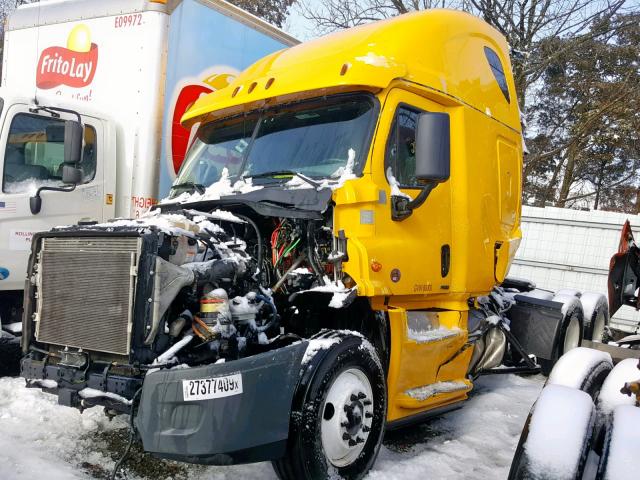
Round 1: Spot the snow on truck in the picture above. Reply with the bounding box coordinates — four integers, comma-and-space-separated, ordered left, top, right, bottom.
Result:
18, 9, 614, 480
0, 0, 296, 373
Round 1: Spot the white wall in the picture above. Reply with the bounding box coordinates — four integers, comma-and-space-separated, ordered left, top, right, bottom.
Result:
509, 206, 640, 333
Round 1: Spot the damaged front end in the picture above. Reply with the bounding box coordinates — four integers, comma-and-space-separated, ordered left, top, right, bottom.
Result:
21, 199, 358, 464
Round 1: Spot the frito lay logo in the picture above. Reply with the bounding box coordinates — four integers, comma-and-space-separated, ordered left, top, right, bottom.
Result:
36, 24, 98, 89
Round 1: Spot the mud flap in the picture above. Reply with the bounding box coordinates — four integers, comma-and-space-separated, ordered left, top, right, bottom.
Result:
506, 295, 564, 362
135, 341, 308, 465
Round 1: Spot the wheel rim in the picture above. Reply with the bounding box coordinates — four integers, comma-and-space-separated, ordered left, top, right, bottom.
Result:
591, 312, 606, 342
320, 367, 374, 468
563, 316, 581, 353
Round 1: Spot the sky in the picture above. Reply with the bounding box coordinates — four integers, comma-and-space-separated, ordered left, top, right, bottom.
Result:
282, 1, 320, 41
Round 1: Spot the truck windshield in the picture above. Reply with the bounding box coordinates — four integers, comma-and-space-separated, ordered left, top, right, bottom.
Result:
174, 94, 376, 192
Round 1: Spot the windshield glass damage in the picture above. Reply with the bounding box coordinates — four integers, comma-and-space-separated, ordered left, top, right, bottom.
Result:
172, 94, 377, 197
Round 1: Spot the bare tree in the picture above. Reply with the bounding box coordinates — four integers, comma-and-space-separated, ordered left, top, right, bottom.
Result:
300, 0, 458, 32
301, 0, 628, 108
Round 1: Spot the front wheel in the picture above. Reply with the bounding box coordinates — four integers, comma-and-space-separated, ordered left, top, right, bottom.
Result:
273, 333, 386, 480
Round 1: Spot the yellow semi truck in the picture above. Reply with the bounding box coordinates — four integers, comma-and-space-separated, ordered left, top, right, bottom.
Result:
19, 9, 606, 479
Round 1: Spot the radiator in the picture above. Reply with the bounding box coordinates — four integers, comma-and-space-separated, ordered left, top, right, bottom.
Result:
35, 236, 141, 356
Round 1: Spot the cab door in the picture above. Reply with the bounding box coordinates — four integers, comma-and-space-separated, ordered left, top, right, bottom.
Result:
368, 88, 453, 298
0, 103, 105, 292
366, 89, 469, 421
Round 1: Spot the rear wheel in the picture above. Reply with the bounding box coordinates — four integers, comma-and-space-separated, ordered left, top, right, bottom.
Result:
508, 384, 595, 480
596, 405, 640, 480
539, 295, 583, 375
273, 334, 386, 480
547, 347, 613, 399
579, 293, 608, 342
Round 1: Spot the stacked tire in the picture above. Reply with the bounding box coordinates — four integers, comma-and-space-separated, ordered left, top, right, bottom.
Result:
552, 289, 609, 343
508, 348, 640, 480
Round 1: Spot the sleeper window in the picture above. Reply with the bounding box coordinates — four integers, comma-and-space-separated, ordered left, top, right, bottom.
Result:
484, 46, 510, 103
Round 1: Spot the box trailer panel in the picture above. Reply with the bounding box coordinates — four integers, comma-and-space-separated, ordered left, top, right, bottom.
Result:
158, 0, 298, 197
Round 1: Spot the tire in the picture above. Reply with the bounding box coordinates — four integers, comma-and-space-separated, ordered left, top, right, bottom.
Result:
273, 333, 386, 480
540, 295, 584, 376
596, 405, 640, 480
547, 347, 613, 399
0, 333, 22, 377
597, 358, 640, 417
579, 293, 608, 342
555, 288, 581, 298
508, 384, 595, 480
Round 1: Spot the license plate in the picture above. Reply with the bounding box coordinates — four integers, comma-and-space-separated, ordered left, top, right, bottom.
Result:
182, 373, 243, 401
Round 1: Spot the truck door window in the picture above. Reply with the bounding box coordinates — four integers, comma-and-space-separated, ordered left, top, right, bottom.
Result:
2, 113, 97, 194
385, 106, 420, 188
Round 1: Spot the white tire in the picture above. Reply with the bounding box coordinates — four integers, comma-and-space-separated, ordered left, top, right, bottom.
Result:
508, 384, 595, 480
547, 347, 612, 398
597, 405, 640, 480
598, 358, 640, 416
580, 292, 609, 342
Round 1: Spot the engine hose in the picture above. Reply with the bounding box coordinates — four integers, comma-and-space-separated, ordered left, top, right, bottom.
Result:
235, 214, 263, 280
254, 294, 278, 333
110, 387, 143, 480
272, 253, 306, 292
306, 221, 326, 285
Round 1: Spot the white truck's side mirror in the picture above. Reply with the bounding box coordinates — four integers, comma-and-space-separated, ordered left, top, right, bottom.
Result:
29, 119, 84, 215
62, 120, 83, 184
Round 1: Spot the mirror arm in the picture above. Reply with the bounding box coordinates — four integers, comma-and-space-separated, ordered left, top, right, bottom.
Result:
391, 182, 436, 222
30, 184, 77, 215
407, 182, 436, 211
29, 105, 82, 123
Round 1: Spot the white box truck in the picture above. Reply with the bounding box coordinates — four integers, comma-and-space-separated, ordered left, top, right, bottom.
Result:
0, 0, 296, 368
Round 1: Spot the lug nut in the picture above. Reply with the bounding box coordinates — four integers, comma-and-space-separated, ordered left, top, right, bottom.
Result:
357, 392, 366, 399
341, 421, 349, 427
363, 399, 372, 406
348, 439, 357, 447
342, 433, 350, 441
350, 394, 358, 401
365, 412, 373, 418
362, 425, 370, 432
356, 437, 365, 444
344, 405, 353, 413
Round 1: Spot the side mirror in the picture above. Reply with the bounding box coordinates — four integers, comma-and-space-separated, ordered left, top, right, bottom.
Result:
391, 112, 451, 221
62, 164, 82, 184
64, 119, 83, 168
415, 112, 450, 183
29, 195, 42, 215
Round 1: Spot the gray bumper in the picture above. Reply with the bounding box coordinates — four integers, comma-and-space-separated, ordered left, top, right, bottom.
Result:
135, 341, 308, 465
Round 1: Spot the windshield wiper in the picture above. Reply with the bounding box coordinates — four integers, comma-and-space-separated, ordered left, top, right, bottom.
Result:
249, 170, 320, 189
170, 182, 206, 194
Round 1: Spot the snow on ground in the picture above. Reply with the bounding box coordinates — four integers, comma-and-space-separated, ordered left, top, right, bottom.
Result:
0, 374, 544, 479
